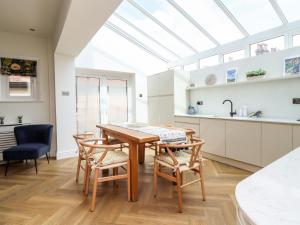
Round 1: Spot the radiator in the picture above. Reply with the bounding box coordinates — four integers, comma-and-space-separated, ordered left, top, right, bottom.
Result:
0, 130, 16, 161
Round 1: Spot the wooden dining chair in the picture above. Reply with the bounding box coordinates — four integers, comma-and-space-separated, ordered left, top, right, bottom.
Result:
79, 138, 130, 211
153, 138, 206, 213
73, 132, 94, 183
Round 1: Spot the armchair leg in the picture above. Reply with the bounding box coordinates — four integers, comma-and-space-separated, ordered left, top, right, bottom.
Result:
5, 161, 9, 176
34, 159, 38, 174
46, 153, 49, 164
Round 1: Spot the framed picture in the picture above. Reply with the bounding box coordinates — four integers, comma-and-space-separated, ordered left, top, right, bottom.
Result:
226, 68, 237, 83
284, 56, 300, 76
0, 57, 37, 77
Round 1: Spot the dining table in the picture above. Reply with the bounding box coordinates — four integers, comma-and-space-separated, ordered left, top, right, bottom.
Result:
97, 124, 194, 202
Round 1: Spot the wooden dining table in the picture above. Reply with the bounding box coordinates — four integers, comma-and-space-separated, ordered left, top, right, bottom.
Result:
97, 124, 194, 202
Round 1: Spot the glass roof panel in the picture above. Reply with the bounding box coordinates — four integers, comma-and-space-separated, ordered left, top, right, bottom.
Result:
83, 26, 168, 75
108, 14, 178, 62
115, 1, 195, 57
173, 0, 244, 44
276, 0, 300, 22
133, 0, 215, 52
221, 0, 282, 34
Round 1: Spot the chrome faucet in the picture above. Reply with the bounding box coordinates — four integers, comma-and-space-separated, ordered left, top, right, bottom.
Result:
223, 99, 237, 117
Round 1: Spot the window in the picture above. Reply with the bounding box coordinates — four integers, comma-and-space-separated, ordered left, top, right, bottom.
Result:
276, 0, 300, 22
293, 34, 300, 47
250, 36, 284, 56
200, 55, 219, 68
221, 0, 282, 34
8, 76, 32, 97
224, 50, 245, 63
184, 63, 198, 71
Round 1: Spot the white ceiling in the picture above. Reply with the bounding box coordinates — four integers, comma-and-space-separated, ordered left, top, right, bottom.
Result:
0, 0, 62, 37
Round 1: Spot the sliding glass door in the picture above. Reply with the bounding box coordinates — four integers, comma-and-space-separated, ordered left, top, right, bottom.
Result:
76, 76, 128, 134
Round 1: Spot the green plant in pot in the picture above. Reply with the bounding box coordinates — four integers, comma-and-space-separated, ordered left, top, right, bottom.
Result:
0, 116, 4, 125
246, 69, 266, 79
18, 115, 23, 124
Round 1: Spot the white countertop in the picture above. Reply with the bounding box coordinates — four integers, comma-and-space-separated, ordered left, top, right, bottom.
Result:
175, 114, 300, 125
235, 147, 300, 225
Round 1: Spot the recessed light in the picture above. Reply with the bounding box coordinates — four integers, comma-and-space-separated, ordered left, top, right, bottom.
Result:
29, 28, 36, 32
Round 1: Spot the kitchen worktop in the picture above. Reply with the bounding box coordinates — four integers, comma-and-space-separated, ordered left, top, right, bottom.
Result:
175, 114, 300, 125
235, 146, 300, 225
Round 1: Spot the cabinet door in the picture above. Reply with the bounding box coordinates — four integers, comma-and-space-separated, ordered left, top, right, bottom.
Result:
159, 71, 174, 96
159, 96, 174, 125
147, 75, 160, 97
148, 97, 160, 125
293, 125, 300, 149
200, 119, 226, 157
174, 122, 200, 138
262, 123, 293, 166
226, 121, 261, 166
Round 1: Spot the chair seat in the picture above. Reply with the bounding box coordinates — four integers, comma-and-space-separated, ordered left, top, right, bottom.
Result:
3, 143, 50, 160
90, 151, 128, 169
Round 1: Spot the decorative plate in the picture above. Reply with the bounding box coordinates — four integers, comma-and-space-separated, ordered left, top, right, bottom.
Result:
205, 74, 217, 86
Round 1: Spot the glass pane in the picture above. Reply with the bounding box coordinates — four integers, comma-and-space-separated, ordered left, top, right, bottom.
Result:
131, 0, 215, 52
107, 79, 128, 123
116, 1, 194, 57
169, 65, 182, 70
250, 36, 284, 56
9, 76, 32, 97
108, 14, 178, 62
276, 0, 300, 22
89, 26, 168, 75
173, 0, 243, 44
200, 55, 219, 68
293, 34, 300, 47
224, 49, 245, 63
76, 77, 100, 134
184, 63, 198, 71
221, 0, 282, 34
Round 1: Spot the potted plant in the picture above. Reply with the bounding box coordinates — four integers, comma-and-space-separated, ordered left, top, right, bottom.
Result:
246, 69, 266, 80
18, 115, 23, 124
0, 116, 5, 125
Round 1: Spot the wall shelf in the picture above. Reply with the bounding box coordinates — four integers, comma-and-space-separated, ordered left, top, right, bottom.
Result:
187, 75, 300, 90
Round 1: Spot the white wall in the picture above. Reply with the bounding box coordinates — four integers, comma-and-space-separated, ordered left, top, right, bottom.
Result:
54, 53, 77, 159
189, 47, 300, 120
0, 31, 56, 155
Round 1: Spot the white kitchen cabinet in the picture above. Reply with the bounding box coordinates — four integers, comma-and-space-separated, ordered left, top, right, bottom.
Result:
262, 123, 293, 166
147, 70, 173, 97
174, 116, 199, 124
174, 122, 200, 137
200, 119, 226, 157
148, 97, 160, 125
226, 121, 261, 166
159, 96, 174, 125
293, 125, 300, 149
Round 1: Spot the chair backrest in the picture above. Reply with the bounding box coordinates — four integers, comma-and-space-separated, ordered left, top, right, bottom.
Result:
14, 124, 53, 146
160, 138, 205, 167
73, 132, 94, 156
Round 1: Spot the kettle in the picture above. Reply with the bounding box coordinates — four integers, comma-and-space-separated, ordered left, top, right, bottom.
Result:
187, 105, 197, 115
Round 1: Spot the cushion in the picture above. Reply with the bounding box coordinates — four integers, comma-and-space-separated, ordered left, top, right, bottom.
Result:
155, 151, 192, 166
90, 150, 128, 169
3, 143, 50, 161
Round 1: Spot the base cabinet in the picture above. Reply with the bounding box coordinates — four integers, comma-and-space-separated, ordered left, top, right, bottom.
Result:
226, 121, 261, 166
293, 125, 300, 149
174, 122, 200, 138
262, 123, 293, 167
200, 119, 226, 157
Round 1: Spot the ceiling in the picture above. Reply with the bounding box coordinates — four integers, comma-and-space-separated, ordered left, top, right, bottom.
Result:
0, 0, 62, 37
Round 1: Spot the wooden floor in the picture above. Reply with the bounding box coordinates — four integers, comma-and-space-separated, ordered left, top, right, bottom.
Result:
0, 151, 250, 225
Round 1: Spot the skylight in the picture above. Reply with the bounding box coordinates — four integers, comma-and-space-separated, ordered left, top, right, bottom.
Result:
276, 0, 300, 22
221, 0, 282, 34
173, 0, 244, 44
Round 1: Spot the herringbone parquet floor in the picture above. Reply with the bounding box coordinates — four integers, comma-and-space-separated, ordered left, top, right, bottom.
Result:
0, 151, 250, 225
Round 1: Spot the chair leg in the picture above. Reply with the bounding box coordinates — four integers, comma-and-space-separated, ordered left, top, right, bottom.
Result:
85, 165, 91, 196
34, 159, 38, 174
5, 161, 9, 176
113, 167, 118, 188
46, 153, 50, 164
76, 157, 82, 183
127, 160, 131, 202
83, 160, 88, 193
25, 159, 28, 164
176, 169, 183, 213
90, 168, 99, 212
199, 164, 206, 201
153, 160, 158, 197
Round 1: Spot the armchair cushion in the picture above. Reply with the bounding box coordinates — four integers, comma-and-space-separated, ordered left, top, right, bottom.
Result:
15, 125, 53, 146
3, 143, 50, 161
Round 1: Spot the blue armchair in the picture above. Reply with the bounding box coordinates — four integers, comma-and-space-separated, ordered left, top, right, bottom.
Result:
3, 124, 53, 175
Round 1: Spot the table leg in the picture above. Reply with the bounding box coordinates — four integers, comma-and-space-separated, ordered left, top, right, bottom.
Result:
138, 143, 145, 164
102, 131, 109, 176
129, 141, 138, 201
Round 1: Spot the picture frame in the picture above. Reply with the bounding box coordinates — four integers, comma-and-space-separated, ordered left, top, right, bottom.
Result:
284, 56, 300, 76
226, 68, 237, 84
